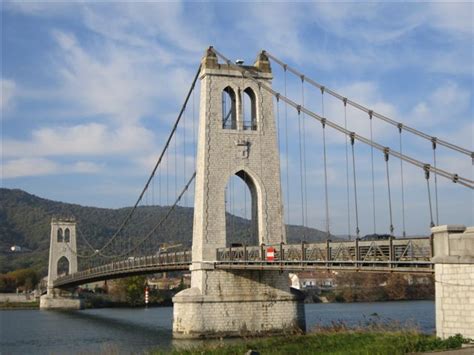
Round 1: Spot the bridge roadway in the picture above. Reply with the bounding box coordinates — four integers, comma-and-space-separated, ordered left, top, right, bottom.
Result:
53, 237, 433, 288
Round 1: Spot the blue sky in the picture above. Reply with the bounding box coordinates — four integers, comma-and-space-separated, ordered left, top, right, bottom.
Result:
1, 1, 473, 236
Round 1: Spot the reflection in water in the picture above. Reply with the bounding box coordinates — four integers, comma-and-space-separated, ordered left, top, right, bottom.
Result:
0, 301, 435, 355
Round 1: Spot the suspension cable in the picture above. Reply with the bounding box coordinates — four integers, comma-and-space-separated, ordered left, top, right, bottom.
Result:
108, 172, 196, 259
369, 111, 377, 234
384, 148, 394, 235
73, 64, 201, 255
432, 138, 439, 225
424, 165, 435, 228
350, 133, 360, 238
343, 98, 351, 240
398, 124, 406, 237
264, 51, 473, 158
210, 48, 473, 189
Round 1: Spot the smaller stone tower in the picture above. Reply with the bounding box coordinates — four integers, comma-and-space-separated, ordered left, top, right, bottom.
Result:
40, 217, 82, 309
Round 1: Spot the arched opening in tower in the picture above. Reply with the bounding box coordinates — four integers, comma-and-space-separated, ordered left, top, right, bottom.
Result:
57, 256, 70, 277
225, 170, 259, 247
222, 86, 237, 129
243, 87, 257, 130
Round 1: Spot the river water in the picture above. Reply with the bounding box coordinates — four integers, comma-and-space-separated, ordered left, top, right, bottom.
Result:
0, 301, 434, 354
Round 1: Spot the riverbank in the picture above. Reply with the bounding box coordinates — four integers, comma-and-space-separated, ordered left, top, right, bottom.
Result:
155, 331, 471, 355
0, 300, 39, 309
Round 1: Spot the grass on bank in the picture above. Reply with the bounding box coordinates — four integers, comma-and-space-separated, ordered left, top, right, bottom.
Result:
154, 331, 471, 355
0, 300, 39, 309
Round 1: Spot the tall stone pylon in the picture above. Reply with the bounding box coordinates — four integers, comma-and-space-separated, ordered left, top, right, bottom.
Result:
173, 47, 305, 338
40, 217, 82, 309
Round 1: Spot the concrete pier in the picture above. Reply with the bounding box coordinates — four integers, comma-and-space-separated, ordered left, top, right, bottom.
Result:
432, 225, 474, 339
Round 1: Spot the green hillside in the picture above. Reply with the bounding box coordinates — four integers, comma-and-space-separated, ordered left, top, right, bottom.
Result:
0, 188, 331, 275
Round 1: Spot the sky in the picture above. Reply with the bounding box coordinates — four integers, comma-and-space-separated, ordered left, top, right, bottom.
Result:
1, 1, 473, 237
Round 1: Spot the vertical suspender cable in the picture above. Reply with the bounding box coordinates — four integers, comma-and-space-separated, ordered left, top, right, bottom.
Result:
343, 98, 351, 240
276, 95, 285, 242
398, 124, 406, 237
369, 111, 377, 234
183, 105, 187, 206
301, 77, 308, 229
322, 118, 330, 238
174, 126, 178, 201
166, 149, 169, 206
297, 107, 305, 234
350, 133, 360, 238
321, 87, 330, 236
384, 148, 394, 235
432, 138, 439, 225
424, 165, 435, 228
284, 66, 291, 235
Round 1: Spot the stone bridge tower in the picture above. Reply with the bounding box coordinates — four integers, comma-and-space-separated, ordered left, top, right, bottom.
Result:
40, 217, 82, 309
173, 48, 305, 338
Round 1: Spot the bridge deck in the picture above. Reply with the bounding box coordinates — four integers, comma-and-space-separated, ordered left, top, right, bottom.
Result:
54, 238, 433, 288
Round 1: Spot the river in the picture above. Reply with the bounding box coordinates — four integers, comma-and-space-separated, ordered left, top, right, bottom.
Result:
0, 301, 434, 354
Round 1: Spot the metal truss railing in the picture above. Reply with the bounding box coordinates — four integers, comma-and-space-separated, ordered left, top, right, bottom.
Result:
216, 237, 433, 273
54, 250, 192, 288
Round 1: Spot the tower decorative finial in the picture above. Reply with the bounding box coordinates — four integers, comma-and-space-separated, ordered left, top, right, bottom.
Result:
254, 50, 271, 73
201, 46, 218, 69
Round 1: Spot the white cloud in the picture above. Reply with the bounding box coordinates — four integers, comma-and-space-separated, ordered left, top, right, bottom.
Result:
1, 79, 17, 112
2, 157, 102, 178
2, 123, 156, 158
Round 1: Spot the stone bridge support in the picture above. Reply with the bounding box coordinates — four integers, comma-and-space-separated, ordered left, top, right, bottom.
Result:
40, 218, 83, 310
173, 48, 305, 338
432, 225, 474, 339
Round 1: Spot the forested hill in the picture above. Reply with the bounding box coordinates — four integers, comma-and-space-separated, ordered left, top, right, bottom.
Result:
0, 188, 331, 275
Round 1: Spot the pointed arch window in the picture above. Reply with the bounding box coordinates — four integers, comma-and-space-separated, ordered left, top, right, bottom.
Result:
222, 86, 237, 129
57, 228, 63, 243
243, 88, 257, 130
64, 228, 70, 243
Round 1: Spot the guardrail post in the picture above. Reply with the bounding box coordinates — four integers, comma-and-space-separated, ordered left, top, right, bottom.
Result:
260, 243, 265, 261
279, 242, 284, 261
229, 246, 233, 261
243, 244, 248, 261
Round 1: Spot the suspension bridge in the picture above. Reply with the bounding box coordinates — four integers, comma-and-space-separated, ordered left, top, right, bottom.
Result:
41, 47, 474, 340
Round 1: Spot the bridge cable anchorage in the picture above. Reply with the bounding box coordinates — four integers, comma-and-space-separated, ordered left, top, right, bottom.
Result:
398, 124, 407, 237
343, 98, 352, 240
384, 148, 394, 235
424, 164, 435, 228
350, 133, 360, 238
71, 64, 201, 258
264, 51, 474, 159
369, 110, 377, 234
210, 48, 474, 190
432, 137, 439, 225
284, 65, 291, 237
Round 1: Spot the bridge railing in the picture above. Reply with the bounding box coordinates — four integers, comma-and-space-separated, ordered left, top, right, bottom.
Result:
216, 238, 433, 272
54, 250, 192, 286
